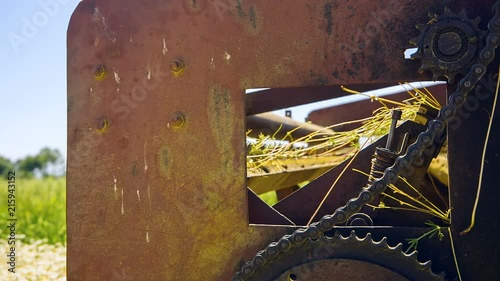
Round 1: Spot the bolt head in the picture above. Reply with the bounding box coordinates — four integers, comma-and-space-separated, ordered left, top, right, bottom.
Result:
171, 113, 186, 128
94, 117, 109, 133
93, 65, 107, 81
170, 59, 185, 77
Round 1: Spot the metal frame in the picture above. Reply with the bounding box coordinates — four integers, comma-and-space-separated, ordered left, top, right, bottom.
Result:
67, 0, 499, 280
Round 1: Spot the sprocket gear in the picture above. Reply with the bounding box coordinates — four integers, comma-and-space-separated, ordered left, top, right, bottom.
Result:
246, 230, 445, 281
410, 7, 487, 83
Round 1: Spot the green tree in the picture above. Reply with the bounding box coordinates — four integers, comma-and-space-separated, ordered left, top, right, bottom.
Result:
14, 147, 65, 178
16, 155, 43, 178
0, 156, 14, 178
37, 147, 63, 177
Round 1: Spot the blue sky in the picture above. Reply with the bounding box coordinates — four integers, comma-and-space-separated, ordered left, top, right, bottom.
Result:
0, 1, 81, 162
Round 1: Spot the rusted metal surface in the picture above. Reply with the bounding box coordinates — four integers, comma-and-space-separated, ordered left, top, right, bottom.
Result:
276, 186, 300, 201
448, 78, 500, 280
247, 189, 294, 225
66, 0, 449, 280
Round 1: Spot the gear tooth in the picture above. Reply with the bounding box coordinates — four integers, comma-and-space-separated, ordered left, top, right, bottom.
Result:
364, 232, 373, 241
348, 230, 357, 239
422, 260, 432, 269
409, 37, 419, 45
406, 250, 418, 258
411, 52, 422, 59
377, 236, 388, 246
459, 8, 467, 17
393, 242, 404, 252
416, 23, 426, 31
472, 16, 481, 25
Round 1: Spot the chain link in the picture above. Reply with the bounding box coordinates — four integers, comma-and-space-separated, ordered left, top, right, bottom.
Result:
234, 2, 500, 280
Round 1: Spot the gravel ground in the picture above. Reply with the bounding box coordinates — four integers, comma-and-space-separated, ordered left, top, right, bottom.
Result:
0, 239, 66, 281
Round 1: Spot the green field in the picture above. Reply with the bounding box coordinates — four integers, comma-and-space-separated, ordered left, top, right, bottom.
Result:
1, 177, 66, 245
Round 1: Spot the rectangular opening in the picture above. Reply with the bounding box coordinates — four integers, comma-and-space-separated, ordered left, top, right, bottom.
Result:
245, 82, 450, 228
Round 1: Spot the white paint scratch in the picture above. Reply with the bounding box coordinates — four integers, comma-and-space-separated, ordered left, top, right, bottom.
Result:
121, 188, 124, 215
162, 38, 168, 55
146, 231, 150, 243
93, 7, 116, 43
224, 51, 231, 62
137, 190, 141, 201
113, 68, 121, 84
148, 185, 151, 210
113, 176, 117, 193
147, 65, 151, 80
144, 141, 148, 172
209, 57, 215, 69
90, 87, 93, 93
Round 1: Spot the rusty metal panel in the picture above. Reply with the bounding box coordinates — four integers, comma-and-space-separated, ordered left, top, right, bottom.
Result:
247, 189, 295, 225
67, 0, 440, 280
448, 80, 500, 280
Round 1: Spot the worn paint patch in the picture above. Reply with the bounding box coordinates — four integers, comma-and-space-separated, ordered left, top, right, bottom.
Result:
190, 210, 249, 279
208, 85, 235, 174
231, 2, 263, 36
248, 6, 257, 29
368, 36, 390, 80
67, 96, 74, 113
324, 2, 334, 35
309, 71, 329, 86
239, 55, 293, 89
157, 147, 172, 179
183, 0, 204, 13
130, 163, 138, 176
92, 6, 116, 43
236, 0, 245, 17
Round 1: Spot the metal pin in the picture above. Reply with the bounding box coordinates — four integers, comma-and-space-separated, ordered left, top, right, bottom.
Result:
386, 109, 402, 150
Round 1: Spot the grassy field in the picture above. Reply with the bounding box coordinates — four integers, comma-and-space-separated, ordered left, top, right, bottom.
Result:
0, 177, 66, 244
0, 177, 67, 280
